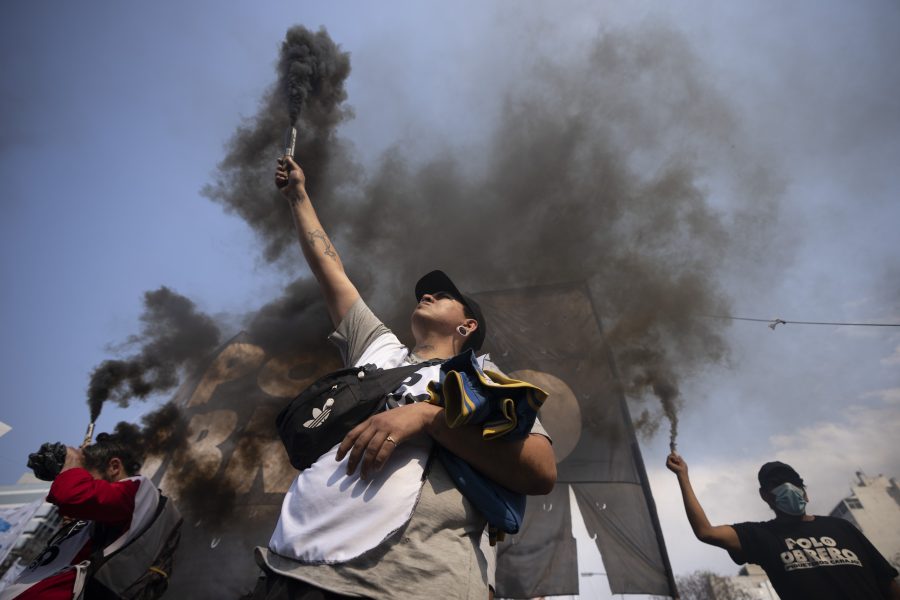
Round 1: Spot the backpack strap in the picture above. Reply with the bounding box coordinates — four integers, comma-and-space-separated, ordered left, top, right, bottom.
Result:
277, 358, 445, 471
365, 359, 443, 411
71, 560, 92, 600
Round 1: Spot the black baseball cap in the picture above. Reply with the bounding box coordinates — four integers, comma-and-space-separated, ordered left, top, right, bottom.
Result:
758, 461, 804, 491
415, 270, 486, 352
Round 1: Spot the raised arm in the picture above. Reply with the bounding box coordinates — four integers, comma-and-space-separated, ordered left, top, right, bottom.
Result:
666, 453, 742, 554
276, 156, 360, 327
47, 448, 137, 524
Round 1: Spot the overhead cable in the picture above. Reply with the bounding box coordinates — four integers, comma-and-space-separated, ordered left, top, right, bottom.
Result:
706, 315, 900, 330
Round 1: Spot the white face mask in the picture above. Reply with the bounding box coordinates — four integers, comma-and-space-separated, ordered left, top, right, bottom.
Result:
772, 482, 807, 515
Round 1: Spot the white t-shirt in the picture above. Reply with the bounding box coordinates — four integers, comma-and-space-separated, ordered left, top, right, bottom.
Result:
260, 299, 549, 599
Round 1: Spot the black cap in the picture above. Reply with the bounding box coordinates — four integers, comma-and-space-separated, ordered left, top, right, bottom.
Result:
415, 270, 486, 352
758, 461, 804, 491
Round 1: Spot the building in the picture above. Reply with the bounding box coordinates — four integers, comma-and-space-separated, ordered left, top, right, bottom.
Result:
710, 564, 779, 600
829, 471, 900, 574
0, 474, 61, 584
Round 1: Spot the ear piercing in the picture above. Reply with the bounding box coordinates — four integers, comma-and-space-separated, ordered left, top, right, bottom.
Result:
457, 325, 469, 337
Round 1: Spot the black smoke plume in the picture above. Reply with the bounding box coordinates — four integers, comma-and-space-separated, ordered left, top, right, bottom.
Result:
112, 402, 244, 523
87, 287, 221, 421
93, 403, 190, 473
205, 23, 783, 449
243, 277, 333, 358
202, 25, 355, 263
280, 26, 351, 126
137, 401, 191, 457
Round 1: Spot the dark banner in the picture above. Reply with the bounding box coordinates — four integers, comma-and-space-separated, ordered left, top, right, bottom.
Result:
476, 283, 674, 598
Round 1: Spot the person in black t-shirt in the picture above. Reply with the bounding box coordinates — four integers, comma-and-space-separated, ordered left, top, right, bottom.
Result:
666, 453, 900, 599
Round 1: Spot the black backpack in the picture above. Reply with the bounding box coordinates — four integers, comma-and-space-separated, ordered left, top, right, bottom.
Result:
276, 361, 439, 471
85, 493, 183, 600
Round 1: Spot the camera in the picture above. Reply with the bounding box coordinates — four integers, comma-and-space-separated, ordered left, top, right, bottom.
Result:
27, 442, 68, 481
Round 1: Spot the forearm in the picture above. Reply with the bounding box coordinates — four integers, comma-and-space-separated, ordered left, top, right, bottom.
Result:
425, 405, 556, 495
676, 473, 715, 540
667, 464, 742, 554
48, 469, 136, 523
285, 189, 358, 325
288, 191, 346, 282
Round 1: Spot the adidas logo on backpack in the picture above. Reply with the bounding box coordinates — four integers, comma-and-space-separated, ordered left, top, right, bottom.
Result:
303, 398, 335, 429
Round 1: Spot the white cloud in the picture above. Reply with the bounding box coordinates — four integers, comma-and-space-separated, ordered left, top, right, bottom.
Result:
861, 387, 900, 405
768, 401, 900, 509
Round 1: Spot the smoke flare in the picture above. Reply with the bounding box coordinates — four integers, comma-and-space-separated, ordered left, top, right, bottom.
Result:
202, 26, 354, 263
87, 287, 221, 421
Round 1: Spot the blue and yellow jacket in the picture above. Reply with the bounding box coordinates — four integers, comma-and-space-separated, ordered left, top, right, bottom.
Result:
426, 350, 548, 542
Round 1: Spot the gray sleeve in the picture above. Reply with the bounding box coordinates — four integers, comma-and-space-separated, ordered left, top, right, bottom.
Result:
530, 416, 551, 442
327, 298, 391, 367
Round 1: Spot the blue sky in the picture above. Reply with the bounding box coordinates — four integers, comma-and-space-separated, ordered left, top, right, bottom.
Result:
2, 0, 898, 586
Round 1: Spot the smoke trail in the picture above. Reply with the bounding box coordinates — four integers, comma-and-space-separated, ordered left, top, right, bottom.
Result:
86, 279, 341, 522
138, 401, 191, 457
280, 26, 351, 126
631, 368, 680, 452
108, 404, 232, 522
243, 276, 333, 357
91, 402, 190, 472
87, 287, 221, 421
202, 25, 355, 264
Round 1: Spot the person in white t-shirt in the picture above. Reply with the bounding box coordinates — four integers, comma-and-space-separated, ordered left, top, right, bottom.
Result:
247, 157, 557, 600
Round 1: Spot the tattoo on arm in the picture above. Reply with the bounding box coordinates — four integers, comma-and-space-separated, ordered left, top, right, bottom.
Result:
307, 230, 337, 260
